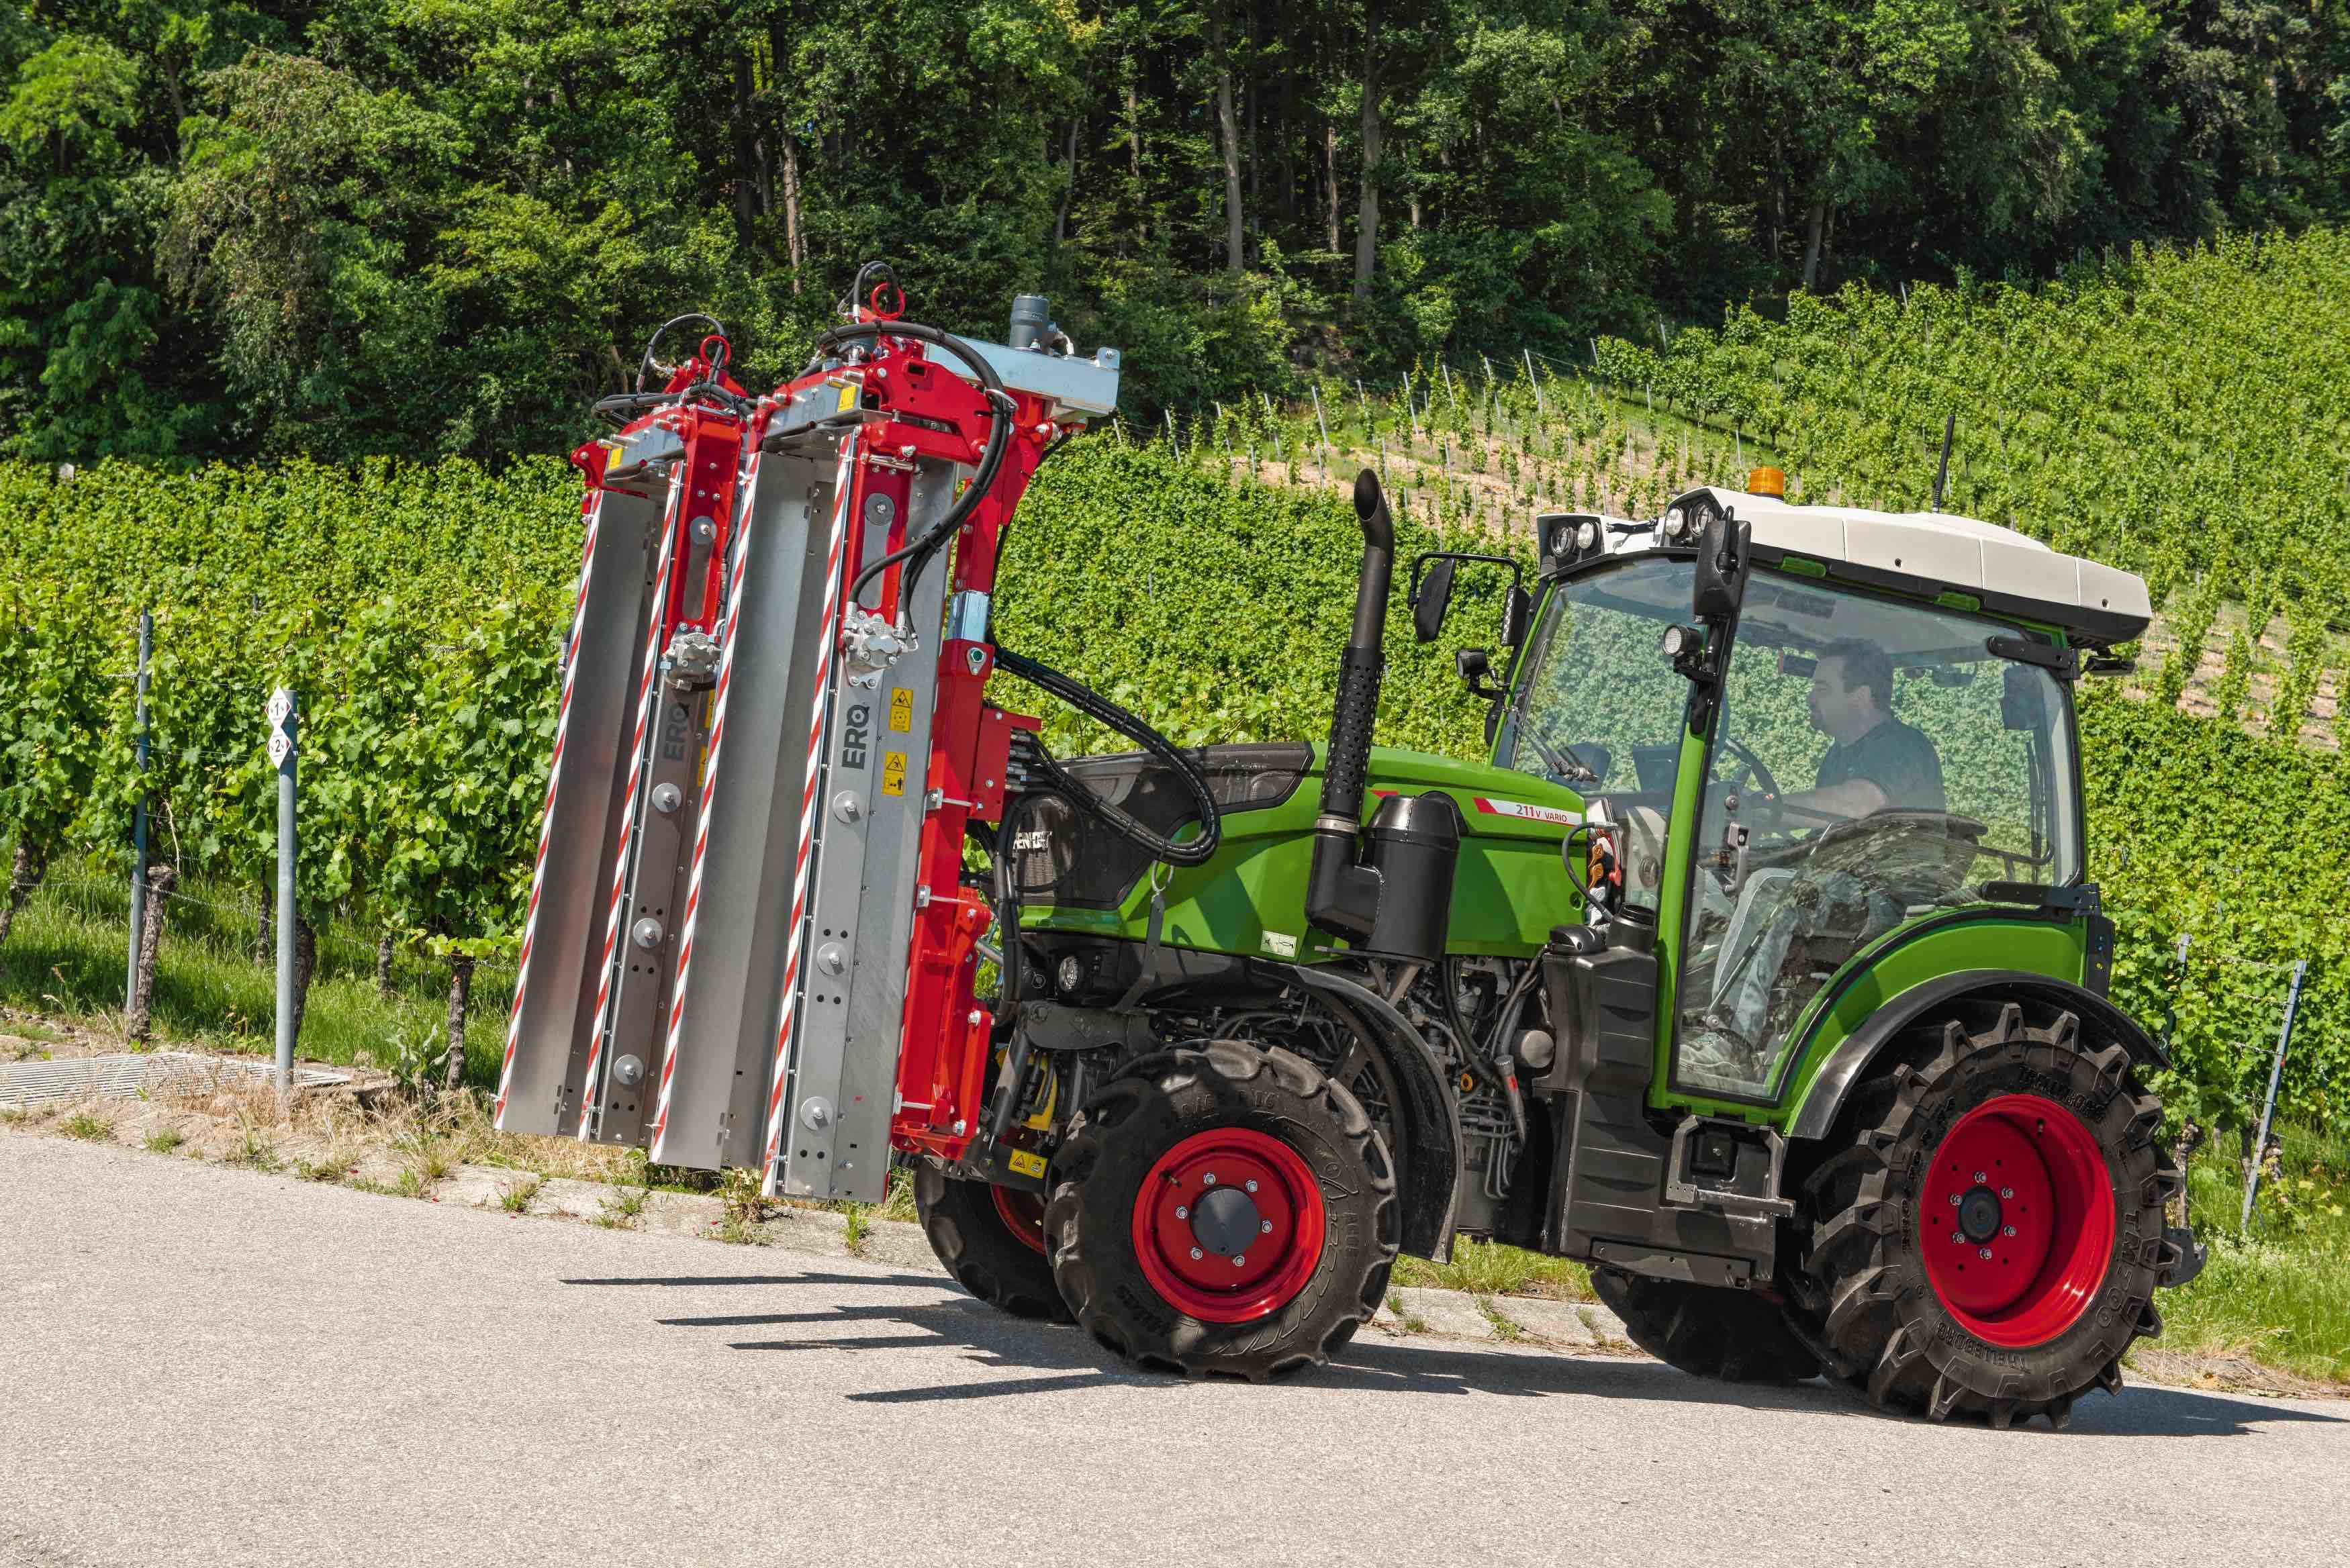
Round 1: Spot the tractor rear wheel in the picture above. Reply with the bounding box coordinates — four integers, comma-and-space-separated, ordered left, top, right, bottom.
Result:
914, 1164, 1071, 1322
1044, 1041, 1397, 1381
1591, 1271, 1822, 1384
1797, 997, 2179, 1429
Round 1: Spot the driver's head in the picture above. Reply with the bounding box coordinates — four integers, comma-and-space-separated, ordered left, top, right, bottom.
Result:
1808, 638, 1893, 742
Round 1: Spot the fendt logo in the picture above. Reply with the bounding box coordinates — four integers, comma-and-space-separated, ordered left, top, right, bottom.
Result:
841, 703, 871, 770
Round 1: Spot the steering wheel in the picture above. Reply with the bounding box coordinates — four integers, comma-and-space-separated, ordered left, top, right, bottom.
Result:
1712, 736, 1782, 803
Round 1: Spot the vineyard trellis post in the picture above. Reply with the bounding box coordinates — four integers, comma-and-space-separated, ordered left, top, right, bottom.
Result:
123, 610, 152, 1012
269, 687, 299, 1099
2241, 957, 2308, 1230
1523, 348, 1544, 413
1309, 383, 1330, 478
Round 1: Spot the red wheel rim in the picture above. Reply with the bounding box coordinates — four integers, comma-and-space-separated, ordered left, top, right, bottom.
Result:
1916, 1093, 2116, 1348
992, 1185, 1049, 1257
1131, 1128, 1327, 1324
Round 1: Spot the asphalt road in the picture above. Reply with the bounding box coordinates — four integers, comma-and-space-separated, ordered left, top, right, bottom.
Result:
4, 1135, 2344, 1568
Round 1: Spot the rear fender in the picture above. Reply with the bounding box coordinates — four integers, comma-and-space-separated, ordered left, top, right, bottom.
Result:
1786, 970, 2167, 1143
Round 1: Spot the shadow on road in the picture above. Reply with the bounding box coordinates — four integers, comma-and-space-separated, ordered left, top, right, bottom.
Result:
569, 1267, 2343, 1437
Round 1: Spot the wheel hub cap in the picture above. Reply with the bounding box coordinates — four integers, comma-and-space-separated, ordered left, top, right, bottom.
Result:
1131, 1128, 1327, 1324
1957, 1185, 2003, 1244
1917, 1092, 2116, 1348
1188, 1184, 1263, 1256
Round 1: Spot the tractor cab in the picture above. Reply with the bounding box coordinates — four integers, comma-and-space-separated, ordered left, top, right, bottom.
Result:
1417, 473, 2150, 1120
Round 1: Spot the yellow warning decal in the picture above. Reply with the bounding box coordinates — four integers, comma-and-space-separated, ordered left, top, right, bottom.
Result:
888, 688, 912, 732
835, 379, 859, 414
1006, 1148, 1047, 1179
881, 750, 908, 796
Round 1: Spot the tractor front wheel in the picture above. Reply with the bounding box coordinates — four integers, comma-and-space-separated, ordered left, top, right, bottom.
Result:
1045, 1042, 1397, 1381
1798, 997, 2179, 1429
914, 1164, 1071, 1322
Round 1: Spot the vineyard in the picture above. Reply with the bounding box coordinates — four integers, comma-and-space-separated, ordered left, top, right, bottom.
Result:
3, 233, 2348, 1136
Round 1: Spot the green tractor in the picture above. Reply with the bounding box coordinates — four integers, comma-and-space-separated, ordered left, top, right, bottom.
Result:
919, 466, 2200, 1429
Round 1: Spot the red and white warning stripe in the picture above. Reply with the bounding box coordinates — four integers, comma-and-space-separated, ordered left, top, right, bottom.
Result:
761, 432, 861, 1194
495, 491, 606, 1128
647, 454, 760, 1163
574, 468, 686, 1141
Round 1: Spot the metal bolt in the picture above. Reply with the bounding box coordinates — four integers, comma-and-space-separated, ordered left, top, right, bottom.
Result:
2000, 1187, 2014, 1199
1190, 1247, 1203, 1261
1260, 1220, 1273, 1234
1974, 1171, 1987, 1183
1948, 1193, 1962, 1206
1202, 1172, 1217, 1185
2002, 1225, 2017, 1238
1244, 1179, 1258, 1193
1233, 1255, 1247, 1268
1174, 1205, 1188, 1220
1950, 1231, 1965, 1244
1978, 1247, 1993, 1260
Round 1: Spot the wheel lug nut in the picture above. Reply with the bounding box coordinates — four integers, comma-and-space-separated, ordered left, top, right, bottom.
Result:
1950, 1231, 1965, 1244
1978, 1247, 1993, 1260
1244, 1179, 1258, 1193
1260, 1219, 1273, 1233
1233, 1255, 1247, 1268
2000, 1187, 2014, 1199
1948, 1193, 1962, 1206
1203, 1173, 1217, 1186
1190, 1246, 1203, 1260
1174, 1205, 1188, 1220
2002, 1224, 2016, 1237
1974, 1171, 1987, 1183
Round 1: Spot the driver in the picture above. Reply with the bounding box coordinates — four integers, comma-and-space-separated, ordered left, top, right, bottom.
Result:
1773, 638, 1945, 821
1684, 638, 1944, 1093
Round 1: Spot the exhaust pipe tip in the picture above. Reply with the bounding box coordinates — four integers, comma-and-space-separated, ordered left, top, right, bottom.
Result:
1354, 469, 1393, 550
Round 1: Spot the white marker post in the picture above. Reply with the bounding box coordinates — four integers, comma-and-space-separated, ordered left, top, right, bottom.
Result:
267, 687, 298, 1099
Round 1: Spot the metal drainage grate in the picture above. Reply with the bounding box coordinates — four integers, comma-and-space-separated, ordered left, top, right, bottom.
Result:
0, 1051, 352, 1110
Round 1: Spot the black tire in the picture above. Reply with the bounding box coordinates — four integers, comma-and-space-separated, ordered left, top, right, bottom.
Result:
1797, 997, 2180, 1430
1044, 1041, 1397, 1381
1591, 1269, 1822, 1384
914, 1163, 1071, 1322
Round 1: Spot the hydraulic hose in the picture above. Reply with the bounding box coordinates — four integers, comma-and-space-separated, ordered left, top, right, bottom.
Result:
994, 645, 1222, 868
815, 320, 1017, 609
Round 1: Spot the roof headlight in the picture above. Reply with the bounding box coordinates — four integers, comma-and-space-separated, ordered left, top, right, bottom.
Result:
1575, 520, 1598, 551
1662, 505, 1687, 540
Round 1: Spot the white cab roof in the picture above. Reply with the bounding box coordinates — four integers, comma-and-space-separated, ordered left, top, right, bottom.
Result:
1593, 487, 2154, 645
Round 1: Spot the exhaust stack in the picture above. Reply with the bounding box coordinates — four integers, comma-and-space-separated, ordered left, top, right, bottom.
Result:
1305, 471, 1395, 940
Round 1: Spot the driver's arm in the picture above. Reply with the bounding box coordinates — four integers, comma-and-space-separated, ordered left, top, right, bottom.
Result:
1769, 777, 1886, 824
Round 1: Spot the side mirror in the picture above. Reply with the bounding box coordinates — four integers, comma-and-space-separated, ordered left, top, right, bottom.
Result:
1413, 556, 1457, 644
1692, 513, 1751, 625
1501, 584, 1531, 649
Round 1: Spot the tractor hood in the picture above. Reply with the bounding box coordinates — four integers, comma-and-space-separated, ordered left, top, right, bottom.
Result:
1014, 742, 1586, 960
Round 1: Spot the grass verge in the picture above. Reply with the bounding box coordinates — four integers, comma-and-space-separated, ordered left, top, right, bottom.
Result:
2148, 1124, 2349, 1387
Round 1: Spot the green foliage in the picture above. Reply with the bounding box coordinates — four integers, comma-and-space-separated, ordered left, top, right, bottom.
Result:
1599, 233, 2350, 646
7, 1, 2350, 461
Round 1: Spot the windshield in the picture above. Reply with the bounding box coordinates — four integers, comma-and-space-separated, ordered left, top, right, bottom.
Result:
1673, 569, 2083, 1101
1497, 556, 1695, 910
